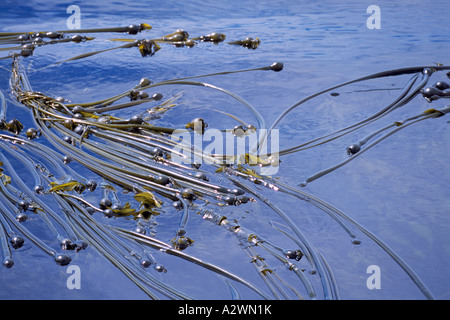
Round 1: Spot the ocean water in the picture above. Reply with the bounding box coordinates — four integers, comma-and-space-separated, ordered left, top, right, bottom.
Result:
0, 0, 449, 300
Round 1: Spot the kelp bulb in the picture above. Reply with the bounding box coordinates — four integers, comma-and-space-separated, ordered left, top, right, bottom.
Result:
181, 188, 195, 200
55, 254, 71, 266
346, 144, 361, 155
434, 81, 450, 90
3, 258, 14, 268
270, 62, 283, 72
11, 235, 25, 249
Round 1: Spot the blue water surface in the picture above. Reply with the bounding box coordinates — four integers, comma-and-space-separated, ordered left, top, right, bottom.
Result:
0, 0, 449, 300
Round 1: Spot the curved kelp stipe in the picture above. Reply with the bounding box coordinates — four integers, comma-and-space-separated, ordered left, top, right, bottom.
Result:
260, 66, 450, 154
299, 107, 449, 187
275, 72, 422, 155
270, 179, 436, 300
1, 21, 447, 300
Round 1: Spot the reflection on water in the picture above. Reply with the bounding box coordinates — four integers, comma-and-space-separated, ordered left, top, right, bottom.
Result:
0, 0, 449, 300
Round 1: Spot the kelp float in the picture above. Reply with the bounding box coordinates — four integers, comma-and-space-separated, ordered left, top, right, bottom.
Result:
0, 23, 449, 300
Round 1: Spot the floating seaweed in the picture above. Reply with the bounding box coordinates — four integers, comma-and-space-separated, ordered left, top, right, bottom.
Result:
0, 23, 449, 300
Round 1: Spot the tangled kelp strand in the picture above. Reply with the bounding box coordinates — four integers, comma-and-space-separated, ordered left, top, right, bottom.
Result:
0, 23, 151, 39
0, 25, 263, 63
0, 24, 151, 60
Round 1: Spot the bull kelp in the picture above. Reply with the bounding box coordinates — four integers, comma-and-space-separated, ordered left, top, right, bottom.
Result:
0, 23, 449, 300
